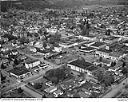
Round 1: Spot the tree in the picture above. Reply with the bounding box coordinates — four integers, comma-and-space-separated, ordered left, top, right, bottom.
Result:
122, 61, 126, 68
45, 67, 69, 84
42, 94, 46, 98
90, 92, 98, 98
111, 61, 116, 67
105, 29, 111, 36
14, 59, 19, 65
17, 88, 23, 93
43, 41, 47, 48
99, 57, 102, 62
33, 83, 42, 89
1, 73, 6, 81
19, 37, 29, 44
94, 68, 105, 83
50, 77, 59, 85
1, 63, 6, 69
103, 71, 114, 87
121, 67, 128, 76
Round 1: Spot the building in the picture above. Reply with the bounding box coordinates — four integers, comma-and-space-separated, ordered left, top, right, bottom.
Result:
79, 46, 96, 53
90, 42, 106, 49
59, 42, 78, 48
102, 36, 120, 44
78, 91, 90, 98
67, 59, 97, 75
123, 40, 128, 46
25, 59, 40, 69
44, 86, 57, 93
96, 48, 127, 61
77, 35, 96, 41
53, 89, 63, 97
96, 48, 112, 59
9, 66, 31, 79
94, 58, 112, 67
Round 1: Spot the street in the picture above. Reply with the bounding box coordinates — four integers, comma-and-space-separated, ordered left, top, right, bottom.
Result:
103, 78, 128, 98
21, 85, 42, 98
1, 50, 62, 95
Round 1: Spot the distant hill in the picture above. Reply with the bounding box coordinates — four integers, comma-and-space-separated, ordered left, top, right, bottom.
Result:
1, 0, 128, 12
19, 0, 128, 9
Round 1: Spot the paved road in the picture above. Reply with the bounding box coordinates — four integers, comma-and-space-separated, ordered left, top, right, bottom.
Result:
103, 78, 128, 98
21, 86, 42, 98
1, 50, 62, 95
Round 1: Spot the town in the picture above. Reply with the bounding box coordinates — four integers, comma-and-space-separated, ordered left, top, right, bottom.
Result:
0, 1, 128, 98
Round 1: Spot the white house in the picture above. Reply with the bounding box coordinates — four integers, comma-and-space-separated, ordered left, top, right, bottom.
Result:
44, 86, 57, 93
25, 59, 40, 69
67, 59, 97, 75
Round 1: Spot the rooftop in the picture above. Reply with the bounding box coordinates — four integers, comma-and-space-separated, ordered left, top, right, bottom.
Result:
78, 91, 90, 98
25, 58, 39, 64
86, 66, 98, 71
68, 59, 94, 71
80, 47, 96, 51
97, 48, 112, 53
9, 66, 30, 76
91, 42, 106, 48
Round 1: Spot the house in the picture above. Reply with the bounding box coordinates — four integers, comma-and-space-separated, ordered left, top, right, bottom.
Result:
95, 47, 125, 61
60, 79, 76, 91
90, 42, 106, 49
123, 40, 128, 46
53, 89, 63, 97
53, 47, 62, 53
82, 42, 95, 47
29, 47, 37, 53
81, 88, 91, 95
79, 46, 96, 53
44, 86, 57, 93
9, 66, 31, 79
77, 35, 96, 41
94, 58, 112, 67
67, 59, 97, 75
95, 48, 112, 59
59, 42, 78, 48
25, 58, 40, 69
78, 91, 90, 98
103, 36, 120, 44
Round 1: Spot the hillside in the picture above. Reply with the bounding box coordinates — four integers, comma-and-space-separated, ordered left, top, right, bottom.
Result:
1, 0, 128, 12
19, 0, 128, 9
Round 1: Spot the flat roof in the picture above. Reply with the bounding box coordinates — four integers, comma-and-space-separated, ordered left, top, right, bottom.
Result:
81, 47, 96, 51
91, 42, 105, 47
25, 58, 39, 64
97, 48, 112, 53
83, 41, 93, 44
9, 66, 30, 76
104, 36, 119, 40
68, 59, 93, 70
86, 66, 98, 71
